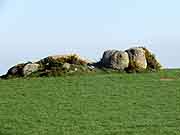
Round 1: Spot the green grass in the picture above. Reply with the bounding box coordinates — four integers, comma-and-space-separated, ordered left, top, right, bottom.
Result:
0, 69, 180, 135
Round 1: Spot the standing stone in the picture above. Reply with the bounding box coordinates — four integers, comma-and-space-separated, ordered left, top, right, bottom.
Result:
110, 51, 129, 70
125, 47, 147, 70
23, 63, 40, 76
101, 50, 117, 66
101, 50, 129, 70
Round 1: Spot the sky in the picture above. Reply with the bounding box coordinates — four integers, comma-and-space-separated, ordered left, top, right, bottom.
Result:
0, 0, 180, 75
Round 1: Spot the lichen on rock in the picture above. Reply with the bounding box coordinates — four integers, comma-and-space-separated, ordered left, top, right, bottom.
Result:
125, 47, 147, 72
101, 50, 129, 70
23, 63, 40, 76
141, 47, 162, 71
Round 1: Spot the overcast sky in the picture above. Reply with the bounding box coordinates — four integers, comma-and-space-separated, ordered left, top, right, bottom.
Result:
0, 0, 180, 75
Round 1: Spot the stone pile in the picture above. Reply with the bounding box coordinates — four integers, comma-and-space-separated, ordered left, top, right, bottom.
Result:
1, 47, 161, 79
100, 47, 161, 72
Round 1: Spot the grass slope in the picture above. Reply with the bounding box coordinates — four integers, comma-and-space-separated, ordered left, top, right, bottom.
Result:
0, 69, 180, 135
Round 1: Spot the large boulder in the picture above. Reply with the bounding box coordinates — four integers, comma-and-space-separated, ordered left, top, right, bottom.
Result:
38, 54, 92, 69
6, 63, 27, 77
101, 50, 129, 70
141, 47, 162, 71
50, 54, 92, 65
101, 50, 117, 65
23, 63, 40, 76
125, 47, 147, 71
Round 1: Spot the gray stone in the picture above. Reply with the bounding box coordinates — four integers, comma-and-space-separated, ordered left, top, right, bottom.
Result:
9, 66, 19, 75
23, 63, 40, 76
101, 50, 117, 66
7, 63, 26, 76
62, 63, 71, 70
101, 50, 129, 70
125, 47, 147, 69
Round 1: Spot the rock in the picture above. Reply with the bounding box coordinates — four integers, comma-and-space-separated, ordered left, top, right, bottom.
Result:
62, 63, 71, 70
50, 54, 90, 65
37, 54, 92, 70
101, 50, 117, 66
101, 50, 129, 70
9, 66, 18, 75
125, 47, 147, 70
110, 51, 129, 70
141, 47, 162, 71
23, 63, 40, 76
7, 63, 27, 77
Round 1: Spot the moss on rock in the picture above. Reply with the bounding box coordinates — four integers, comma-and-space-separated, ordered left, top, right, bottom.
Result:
141, 47, 162, 71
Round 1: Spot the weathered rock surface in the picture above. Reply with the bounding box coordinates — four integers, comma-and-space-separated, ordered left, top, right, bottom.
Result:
50, 54, 91, 65
7, 63, 27, 77
62, 63, 71, 70
101, 50, 117, 66
125, 47, 147, 70
141, 47, 162, 71
101, 50, 129, 70
23, 63, 40, 76
37, 54, 92, 69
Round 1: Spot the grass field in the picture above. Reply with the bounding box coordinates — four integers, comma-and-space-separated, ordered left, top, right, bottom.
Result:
0, 69, 180, 135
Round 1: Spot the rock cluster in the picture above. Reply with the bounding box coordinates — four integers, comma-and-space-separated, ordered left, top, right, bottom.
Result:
1, 62, 40, 78
1, 47, 161, 79
100, 47, 161, 72
1, 54, 93, 79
